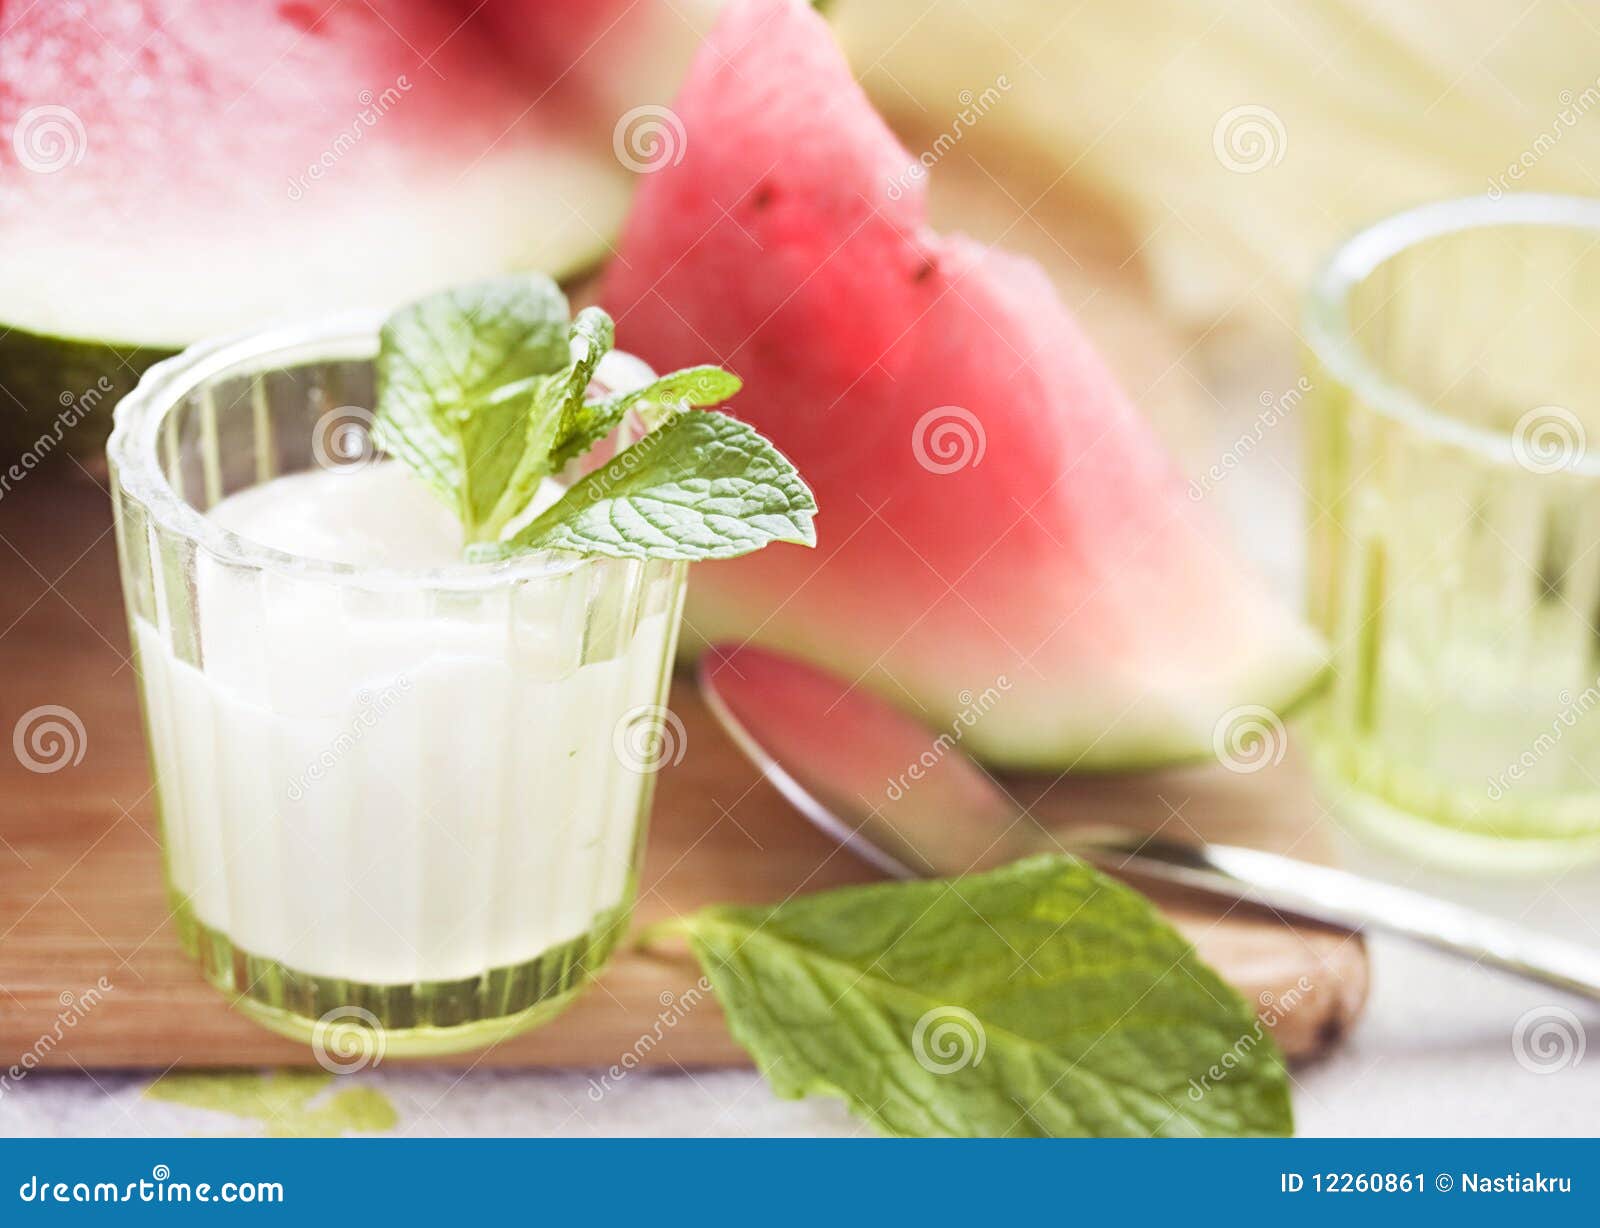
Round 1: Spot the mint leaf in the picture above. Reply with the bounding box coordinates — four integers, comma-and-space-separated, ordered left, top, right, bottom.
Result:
679, 855, 1293, 1138
452, 374, 558, 533
472, 308, 616, 539
374, 275, 571, 539
549, 366, 743, 470
546, 306, 617, 463
478, 410, 817, 562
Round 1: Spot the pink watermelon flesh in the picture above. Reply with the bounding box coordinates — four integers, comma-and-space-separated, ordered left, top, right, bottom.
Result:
602, 0, 1325, 770
0, 0, 637, 349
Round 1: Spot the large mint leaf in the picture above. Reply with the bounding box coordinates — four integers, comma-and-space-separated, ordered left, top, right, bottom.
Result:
374, 276, 571, 537
482, 410, 817, 562
680, 855, 1293, 1138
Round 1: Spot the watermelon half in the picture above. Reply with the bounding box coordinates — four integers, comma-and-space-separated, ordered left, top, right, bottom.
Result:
0, 0, 703, 457
602, 0, 1326, 770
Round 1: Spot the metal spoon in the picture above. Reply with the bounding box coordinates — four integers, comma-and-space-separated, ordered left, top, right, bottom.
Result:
698, 643, 1600, 1003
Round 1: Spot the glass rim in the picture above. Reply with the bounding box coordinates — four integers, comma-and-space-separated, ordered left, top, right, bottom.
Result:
107, 308, 656, 590
1304, 192, 1600, 478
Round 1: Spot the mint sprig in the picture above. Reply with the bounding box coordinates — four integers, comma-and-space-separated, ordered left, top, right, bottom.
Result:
671, 855, 1294, 1138
373, 276, 816, 559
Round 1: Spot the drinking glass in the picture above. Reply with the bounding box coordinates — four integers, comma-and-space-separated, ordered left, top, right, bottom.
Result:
1304, 194, 1600, 872
106, 314, 687, 1055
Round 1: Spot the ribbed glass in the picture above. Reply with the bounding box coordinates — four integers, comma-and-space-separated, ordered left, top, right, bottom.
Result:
1304, 195, 1600, 872
106, 314, 687, 1054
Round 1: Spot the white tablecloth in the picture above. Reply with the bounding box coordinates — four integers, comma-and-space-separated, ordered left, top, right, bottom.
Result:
4, 854, 1596, 1137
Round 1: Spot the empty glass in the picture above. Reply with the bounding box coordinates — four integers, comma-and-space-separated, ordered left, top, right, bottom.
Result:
1304, 195, 1600, 872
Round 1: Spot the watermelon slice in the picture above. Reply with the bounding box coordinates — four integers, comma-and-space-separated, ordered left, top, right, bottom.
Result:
602, 0, 1326, 770
0, 0, 691, 455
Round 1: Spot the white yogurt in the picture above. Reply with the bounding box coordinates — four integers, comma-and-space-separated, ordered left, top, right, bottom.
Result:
133, 463, 677, 985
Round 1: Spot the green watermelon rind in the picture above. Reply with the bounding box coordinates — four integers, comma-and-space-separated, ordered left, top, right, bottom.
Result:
0, 240, 614, 464
0, 325, 172, 462
984, 666, 1332, 773
680, 627, 1329, 772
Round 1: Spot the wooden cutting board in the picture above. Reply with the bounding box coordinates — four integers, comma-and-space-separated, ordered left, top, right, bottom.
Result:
0, 472, 1366, 1067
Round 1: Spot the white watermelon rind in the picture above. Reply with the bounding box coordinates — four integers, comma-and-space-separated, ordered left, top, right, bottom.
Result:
0, 237, 614, 463
686, 639, 1329, 774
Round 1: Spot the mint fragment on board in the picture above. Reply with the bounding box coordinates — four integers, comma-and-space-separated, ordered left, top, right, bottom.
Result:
675, 855, 1293, 1138
373, 275, 816, 561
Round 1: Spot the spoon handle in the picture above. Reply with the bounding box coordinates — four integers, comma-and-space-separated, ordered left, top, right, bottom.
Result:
1075, 828, 1600, 1003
